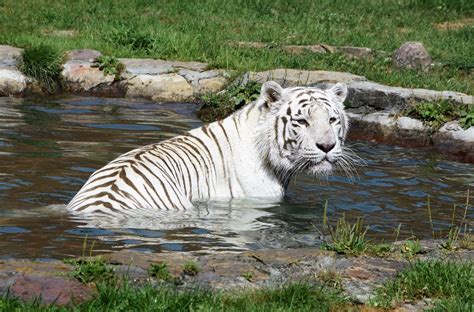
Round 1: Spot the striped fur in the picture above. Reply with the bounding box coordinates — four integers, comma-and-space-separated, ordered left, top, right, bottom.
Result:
67, 81, 356, 215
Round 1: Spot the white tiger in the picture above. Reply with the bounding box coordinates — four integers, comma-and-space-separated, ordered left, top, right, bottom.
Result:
67, 81, 355, 215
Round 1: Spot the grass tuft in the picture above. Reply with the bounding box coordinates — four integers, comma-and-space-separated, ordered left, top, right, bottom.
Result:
148, 262, 174, 282
183, 260, 200, 276
19, 45, 63, 93
321, 212, 369, 256
370, 260, 474, 309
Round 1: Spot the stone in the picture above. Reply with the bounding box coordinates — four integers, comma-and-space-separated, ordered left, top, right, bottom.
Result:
0, 69, 27, 95
392, 42, 432, 72
337, 46, 374, 60
246, 69, 365, 88
433, 121, 474, 162
0, 45, 23, 69
195, 76, 227, 93
61, 61, 115, 92
65, 49, 102, 62
396, 116, 426, 131
10, 275, 92, 306
125, 73, 193, 101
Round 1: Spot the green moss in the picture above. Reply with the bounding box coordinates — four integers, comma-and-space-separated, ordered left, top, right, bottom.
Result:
64, 256, 113, 284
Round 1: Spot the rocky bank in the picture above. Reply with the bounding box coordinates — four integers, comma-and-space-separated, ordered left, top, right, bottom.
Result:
0, 239, 472, 309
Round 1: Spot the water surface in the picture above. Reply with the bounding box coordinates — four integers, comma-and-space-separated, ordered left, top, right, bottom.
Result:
0, 96, 472, 259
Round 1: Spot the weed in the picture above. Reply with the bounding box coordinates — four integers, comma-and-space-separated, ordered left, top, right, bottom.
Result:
92, 56, 124, 81
321, 212, 369, 256
366, 243, 393, 257
400, 240, 424, 258
317, 270, 343, 290
182, 261, 200, 276
242, 271, 253, 282
65, 256, 113, 284
404, 101, 472, 130
370, 260, 473, 309
148, 262, 173, 282
459, 106, 474, 129
440, 190, 471, 251
19, 45, 63, 93
198, 80, 261, 122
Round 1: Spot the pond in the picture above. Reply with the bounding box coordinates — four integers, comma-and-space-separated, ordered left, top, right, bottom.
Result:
0, 96, 472, 260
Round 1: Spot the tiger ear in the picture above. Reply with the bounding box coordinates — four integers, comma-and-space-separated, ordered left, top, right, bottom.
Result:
260, 81, 283, 108
329, 83, 348, 103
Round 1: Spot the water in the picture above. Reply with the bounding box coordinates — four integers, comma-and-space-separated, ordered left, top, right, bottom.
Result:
0, 96, 472, 260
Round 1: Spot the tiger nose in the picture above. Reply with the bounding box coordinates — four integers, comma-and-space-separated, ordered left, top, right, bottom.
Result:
316, 142, 335, 153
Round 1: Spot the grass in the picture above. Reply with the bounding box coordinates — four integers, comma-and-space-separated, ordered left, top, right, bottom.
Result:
148, 262, 174, 282
370, 260, 474, 310
18, 45, 63, 93
182, 261, 200, 276
0, 0, 472, 94
0, 281, 348, 311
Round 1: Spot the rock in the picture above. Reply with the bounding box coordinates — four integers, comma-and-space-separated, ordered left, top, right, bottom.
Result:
125, 73, 193, 101
195, 76, 228, 93
120, 58, 208, 77
0, 45, 23, 69
347, 112, 432, 147
65, 49, 102, 62
246, 69, 365, 88
337, 46, 374, 60
392, 42, 432, 72
433, 121, 474, 162
0, 69, 27, 95
10, 275, 92, 306
61, 61, 115, 92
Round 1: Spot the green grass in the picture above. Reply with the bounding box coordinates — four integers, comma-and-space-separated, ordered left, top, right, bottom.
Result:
18, 45, 63, 93
64, 256, 113, 284
0, 282, 348, 311
148, 262, 174, 282
182, 261, 200, 276
1, 0, 472, 94
370, 260, 474, 310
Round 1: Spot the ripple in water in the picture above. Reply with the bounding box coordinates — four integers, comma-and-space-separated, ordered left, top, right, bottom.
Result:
0, 96, 472, 260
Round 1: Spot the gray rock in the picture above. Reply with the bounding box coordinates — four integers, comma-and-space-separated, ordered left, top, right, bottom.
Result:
246, 69, 365, 88
433, 121, 474, 162
0, 69, 27, 95
0, 45, 23, 69
392, 42, 432, 72
65, 49, 102, 62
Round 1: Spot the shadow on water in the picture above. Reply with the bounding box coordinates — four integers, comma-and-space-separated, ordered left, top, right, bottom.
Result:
0, 96, 472, 260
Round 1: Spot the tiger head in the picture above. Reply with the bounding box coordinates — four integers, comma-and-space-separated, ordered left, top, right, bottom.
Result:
255, 81, 353, 182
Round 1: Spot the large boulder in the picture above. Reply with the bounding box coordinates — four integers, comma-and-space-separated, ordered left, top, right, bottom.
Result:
392, 42, 432, 72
